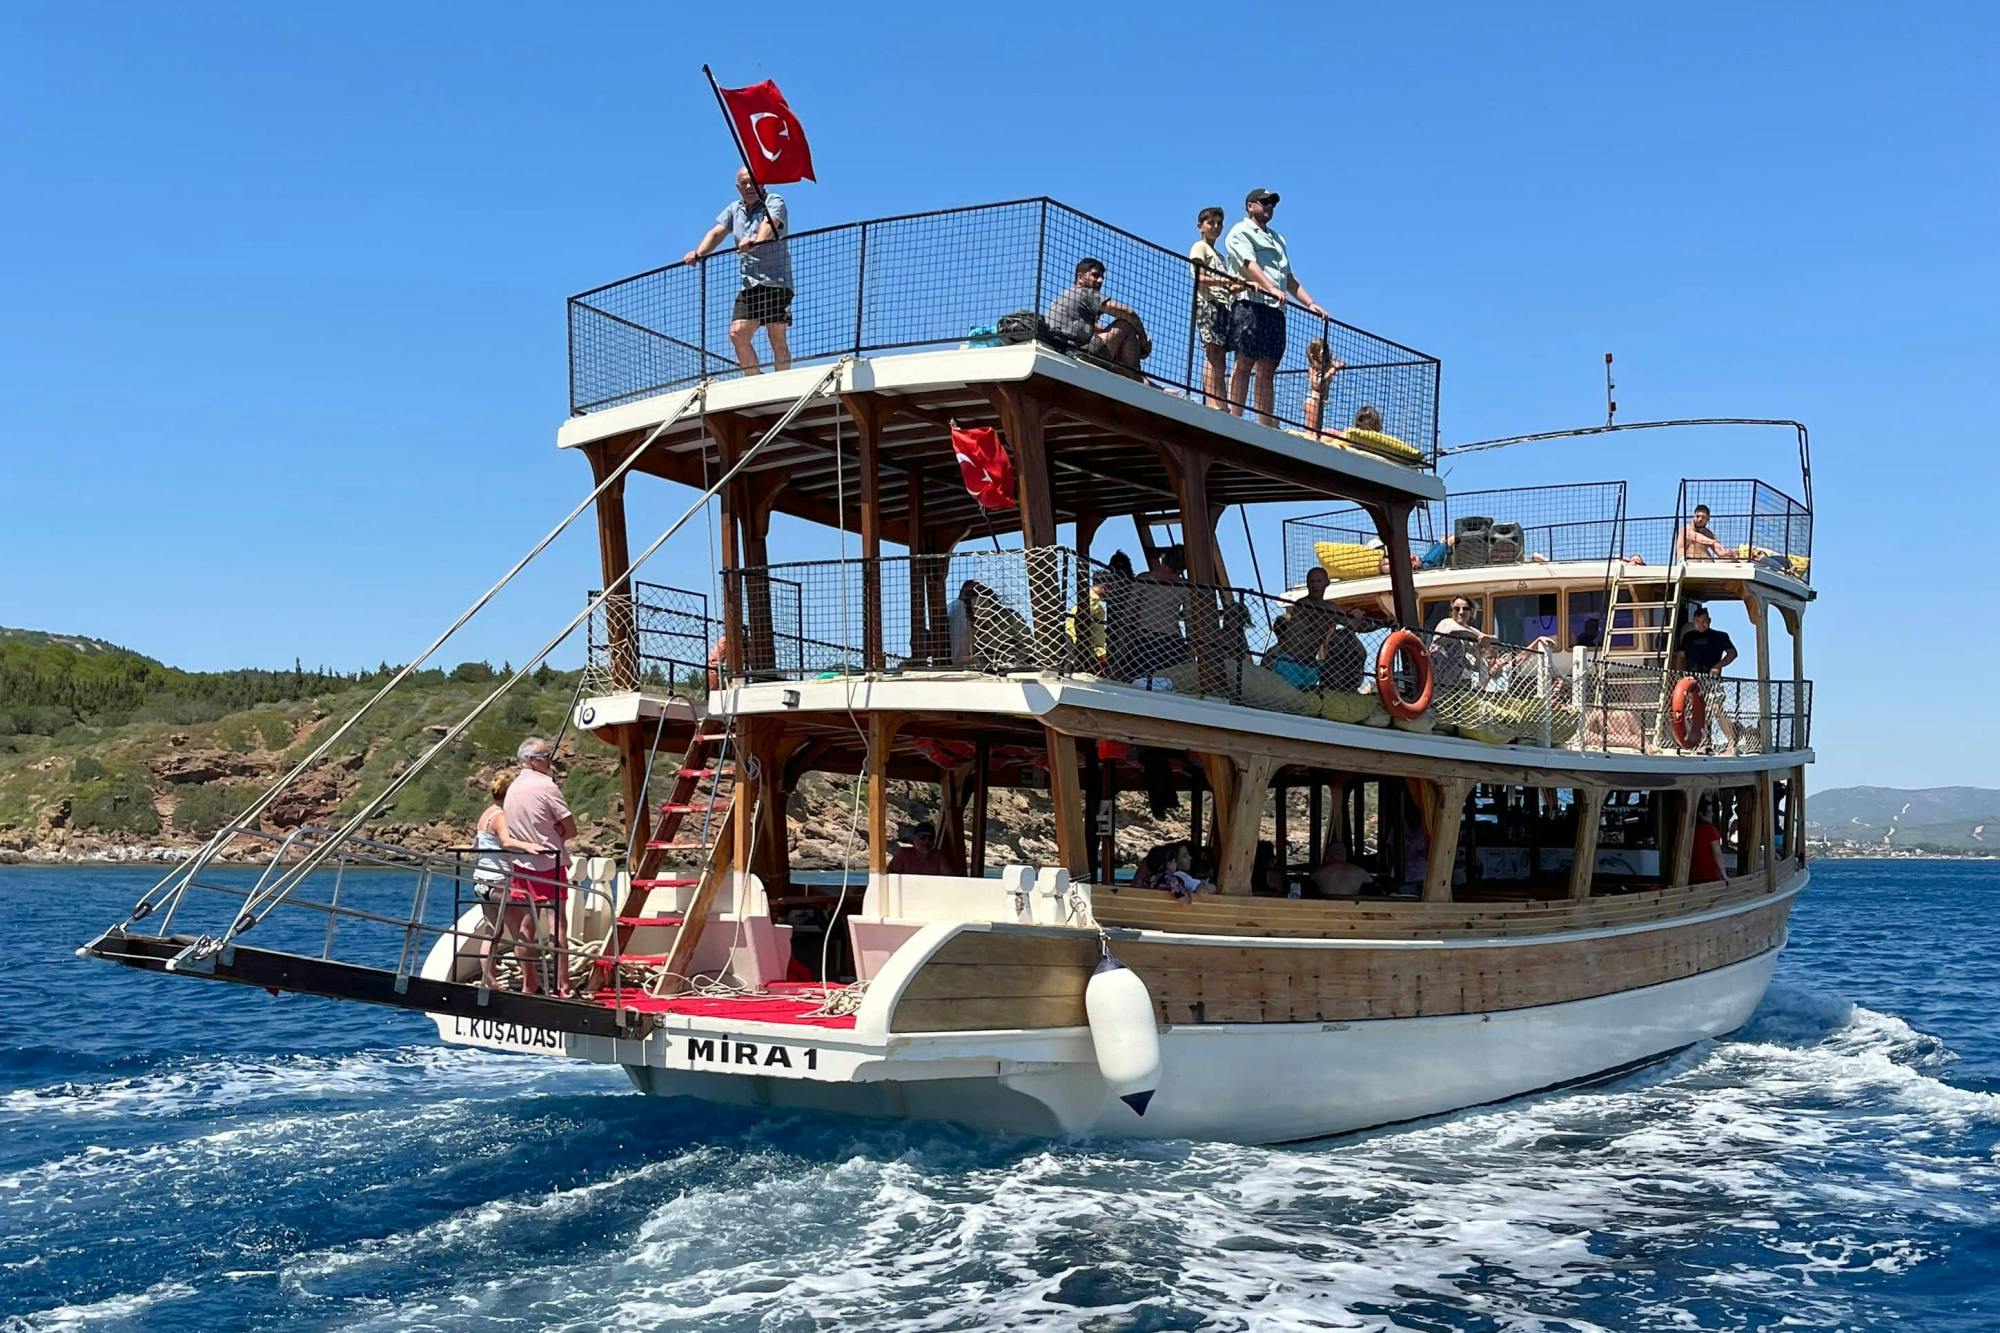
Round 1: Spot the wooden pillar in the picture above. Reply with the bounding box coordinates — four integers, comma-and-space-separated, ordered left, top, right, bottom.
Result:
992, 385, 1056, 547
1372, 501, 1420, 628
708, 413, 752, 677
1568, 786, 1604, 899
1736, 784, 1768, 876
1791, 765, 1807, 866
1196, 752, 1235, 865
584, 445, 641, 693
840, 395, 887, 671
740, 500, 776, 678
1096, 752, 1119, 883
970, 737, 991, 877
1166, 446, 1227, 695
937, 770, 968, 876
865, 712, 903, 874
1749, 591, 1771, 746
1669, 787, 1699, 888
1217, 754, 1276, 894
1045, 727, 1087, 876
1273, 780, 1289, 870
906, 465, 929, 660
1758, 769, 1777, 890
1423, 777, 1472, 902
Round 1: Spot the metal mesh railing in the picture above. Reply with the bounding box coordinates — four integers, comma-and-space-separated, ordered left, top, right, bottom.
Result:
1284, 479, 1814, 589
1586, 660, 1812, 755
1283, 483, 1628, 587
719, 548, 1812, 753
583, 581, 715, 696
1674, 479, 1813, 581
567, 198, 1441, 460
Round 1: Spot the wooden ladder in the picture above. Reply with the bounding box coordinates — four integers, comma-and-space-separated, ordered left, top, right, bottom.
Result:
595, 721, 737, 987
1595, 558, 1691, 750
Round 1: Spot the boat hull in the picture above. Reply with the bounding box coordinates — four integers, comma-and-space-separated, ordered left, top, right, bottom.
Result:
618, 941, 1781, 1143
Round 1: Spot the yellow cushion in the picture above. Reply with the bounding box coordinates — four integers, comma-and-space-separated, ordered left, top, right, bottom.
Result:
1318, 689, 1382, 725
1314, 540, 1380, 581
1163, 658, 1310, 714
1340, 428, 1423, 465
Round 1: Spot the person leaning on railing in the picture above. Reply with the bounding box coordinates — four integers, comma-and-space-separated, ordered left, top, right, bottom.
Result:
1189, 206, 1244, 409
1224, 187, 1328, 426
683, 168, 793, 375
1671, 603, 1741, 755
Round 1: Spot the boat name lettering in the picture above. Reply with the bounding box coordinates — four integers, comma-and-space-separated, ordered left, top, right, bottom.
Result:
451, 1016, 563, 1049
685, 1036, 819, 1070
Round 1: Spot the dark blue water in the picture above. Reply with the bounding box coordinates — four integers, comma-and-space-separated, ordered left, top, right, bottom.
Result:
2, 862, 1995, 1331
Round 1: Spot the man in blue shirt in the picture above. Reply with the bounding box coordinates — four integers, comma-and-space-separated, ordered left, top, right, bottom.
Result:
1224, 188, 1328, 425
684, 169, 793, 373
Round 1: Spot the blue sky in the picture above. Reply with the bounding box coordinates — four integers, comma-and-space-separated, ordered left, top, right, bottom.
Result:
2, 2, 1995, 789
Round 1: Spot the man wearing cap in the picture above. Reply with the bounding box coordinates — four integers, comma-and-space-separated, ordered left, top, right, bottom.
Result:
887, 824, 953, 876
1224, 189, 1328, 426
1672, 604, 1741, 753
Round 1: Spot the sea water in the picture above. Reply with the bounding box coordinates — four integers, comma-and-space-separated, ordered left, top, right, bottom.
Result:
1, 861, 1994, 1331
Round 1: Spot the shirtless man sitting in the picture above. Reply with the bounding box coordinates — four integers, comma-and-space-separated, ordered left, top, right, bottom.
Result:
1675, 504, 1729, 560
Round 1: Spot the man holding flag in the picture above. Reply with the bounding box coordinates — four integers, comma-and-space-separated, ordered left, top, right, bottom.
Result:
685, 71, 816, 376
684, 167, 793, 374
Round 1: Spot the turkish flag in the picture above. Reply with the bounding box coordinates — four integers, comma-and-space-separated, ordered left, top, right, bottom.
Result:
951, 426, 1017, 510
718, 80, 816, 186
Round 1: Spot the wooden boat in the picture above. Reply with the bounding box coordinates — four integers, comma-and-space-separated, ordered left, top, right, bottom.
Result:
84, 199, 1814, 1144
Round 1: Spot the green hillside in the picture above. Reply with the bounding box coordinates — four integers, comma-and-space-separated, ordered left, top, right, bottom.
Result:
0, 626, 623, 855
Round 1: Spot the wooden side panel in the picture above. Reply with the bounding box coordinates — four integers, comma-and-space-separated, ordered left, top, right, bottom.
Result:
1115, 896, 1792, 1024
886, 928, 1098, 1032
1091, 871, 1781, 940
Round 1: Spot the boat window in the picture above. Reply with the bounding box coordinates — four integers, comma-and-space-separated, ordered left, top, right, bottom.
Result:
1492, 592, 1559, 644
1422, 596, 1478, 632
1567, 589, 1607, 649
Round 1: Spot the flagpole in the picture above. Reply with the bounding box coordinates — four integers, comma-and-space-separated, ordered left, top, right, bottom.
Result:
703, 64, 767, 205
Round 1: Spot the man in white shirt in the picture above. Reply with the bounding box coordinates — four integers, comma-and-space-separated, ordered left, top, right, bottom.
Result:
1224, 188, 1329, 425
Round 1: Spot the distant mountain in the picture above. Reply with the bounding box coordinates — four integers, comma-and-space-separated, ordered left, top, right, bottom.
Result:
0, 626, 145, 658
1808, 786, 1999, 852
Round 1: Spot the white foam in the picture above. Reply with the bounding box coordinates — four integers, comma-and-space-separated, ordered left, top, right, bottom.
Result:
11, 1278, 196, 1330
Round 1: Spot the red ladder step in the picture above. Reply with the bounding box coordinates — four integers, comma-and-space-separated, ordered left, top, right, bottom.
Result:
676, 767, 725, 778
646, 840, 708, 851
615, 913, 685, 928
630, 876, 698, 889
658, 800, 729, 814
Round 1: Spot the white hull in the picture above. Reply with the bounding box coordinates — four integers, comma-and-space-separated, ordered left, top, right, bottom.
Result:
434, 938, 1782, 1145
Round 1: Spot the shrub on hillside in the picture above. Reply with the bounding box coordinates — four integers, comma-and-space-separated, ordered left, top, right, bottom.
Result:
70, 766, 160, 837
175, 782, 247, 837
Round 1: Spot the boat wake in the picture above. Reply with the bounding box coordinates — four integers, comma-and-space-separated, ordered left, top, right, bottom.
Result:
7, 981, 1993, 1331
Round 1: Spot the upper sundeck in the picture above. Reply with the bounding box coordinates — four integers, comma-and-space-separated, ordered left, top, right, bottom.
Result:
559, 197, 1446, 533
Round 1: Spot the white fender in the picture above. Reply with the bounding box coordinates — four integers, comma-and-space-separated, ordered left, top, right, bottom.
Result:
1084, 954, 1162, 1115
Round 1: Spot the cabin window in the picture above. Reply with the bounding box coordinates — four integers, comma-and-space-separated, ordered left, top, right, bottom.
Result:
1492, 593, 1559, 645
1422, 595, 1481, 633
1566, 589, 1607, 649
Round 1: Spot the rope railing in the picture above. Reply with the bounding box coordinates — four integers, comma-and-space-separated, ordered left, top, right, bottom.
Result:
719, 548, 1814, 755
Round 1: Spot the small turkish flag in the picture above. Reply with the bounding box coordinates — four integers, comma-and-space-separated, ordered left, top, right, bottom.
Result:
718, 79, 816, 186
952, 426, 1017, 510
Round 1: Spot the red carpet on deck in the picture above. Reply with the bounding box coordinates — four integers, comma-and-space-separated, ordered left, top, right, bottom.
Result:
594, 990, 857, 1029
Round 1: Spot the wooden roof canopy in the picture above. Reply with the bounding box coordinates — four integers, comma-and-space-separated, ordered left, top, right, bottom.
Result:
557, 348, 1445, 552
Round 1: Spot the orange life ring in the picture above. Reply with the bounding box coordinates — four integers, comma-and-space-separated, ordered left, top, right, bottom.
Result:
1376, 630, 1433, 720
1670, 676, 1707, 748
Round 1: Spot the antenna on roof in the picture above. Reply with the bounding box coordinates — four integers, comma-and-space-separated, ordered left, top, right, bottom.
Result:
1604, 353, 1617, 427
